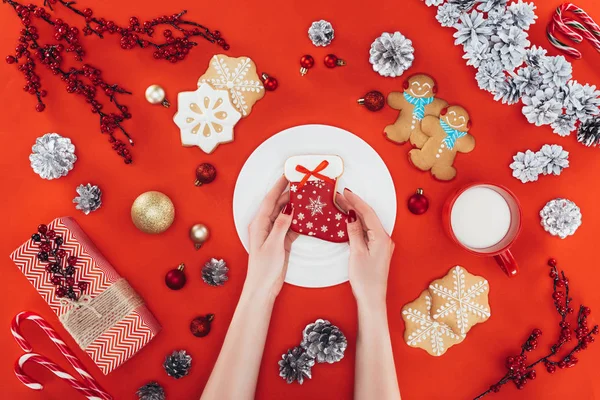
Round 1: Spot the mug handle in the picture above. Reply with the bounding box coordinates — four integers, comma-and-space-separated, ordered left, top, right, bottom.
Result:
493, 250, 519, 277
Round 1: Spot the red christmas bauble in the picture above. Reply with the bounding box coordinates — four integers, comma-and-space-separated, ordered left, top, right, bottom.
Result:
408, 188, 429, 215
195, 163, 217, 186
358, 91, 385, 112
190, 314, 214, 337
324, 54, 346, 68
300, 55, 315, 76
261, 73, 278, 91
165, 264, 187, 290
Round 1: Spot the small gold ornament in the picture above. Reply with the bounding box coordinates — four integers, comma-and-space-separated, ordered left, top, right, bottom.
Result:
145, 84, 170, 107
189, 223, 210, 250
131, 191, 175, 234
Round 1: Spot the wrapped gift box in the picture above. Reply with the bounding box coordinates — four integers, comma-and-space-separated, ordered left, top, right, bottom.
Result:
10, 217, 160, 374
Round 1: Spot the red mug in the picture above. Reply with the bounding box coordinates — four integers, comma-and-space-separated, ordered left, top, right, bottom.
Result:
443, 183, 522, 277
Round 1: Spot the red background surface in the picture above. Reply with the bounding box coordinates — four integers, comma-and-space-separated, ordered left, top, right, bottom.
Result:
1, 0, 599, 399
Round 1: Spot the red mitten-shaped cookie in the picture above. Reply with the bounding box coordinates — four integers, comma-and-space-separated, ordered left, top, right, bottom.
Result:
284, 155, 348, 243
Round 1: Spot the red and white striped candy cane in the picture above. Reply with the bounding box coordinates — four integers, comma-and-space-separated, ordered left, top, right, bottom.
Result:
11, 311, 111, 400
15, 353, 103, 400
548, 3, 600, 59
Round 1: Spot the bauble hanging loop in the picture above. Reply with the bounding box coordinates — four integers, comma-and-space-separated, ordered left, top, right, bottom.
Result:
324, 54, 346, 68
357, 90, 385, 111
189, 224, 210, 249
299, 55, 315, 76
145, 84, 170, 107
260, 73, 278, 91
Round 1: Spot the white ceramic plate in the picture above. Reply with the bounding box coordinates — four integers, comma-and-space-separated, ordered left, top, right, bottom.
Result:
233, 124, 397, 288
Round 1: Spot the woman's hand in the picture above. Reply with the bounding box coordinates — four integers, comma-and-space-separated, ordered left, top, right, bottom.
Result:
338, 189, 395, 308
245, 176, 298, 300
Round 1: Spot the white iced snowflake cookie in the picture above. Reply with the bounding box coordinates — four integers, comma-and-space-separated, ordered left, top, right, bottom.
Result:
402, 290, 464, 356
173, 83, 242, 154
428, 266, 491, 337
198, 54, 265, 117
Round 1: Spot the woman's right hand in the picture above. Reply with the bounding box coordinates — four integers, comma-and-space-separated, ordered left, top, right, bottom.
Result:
338, 189, 395, 307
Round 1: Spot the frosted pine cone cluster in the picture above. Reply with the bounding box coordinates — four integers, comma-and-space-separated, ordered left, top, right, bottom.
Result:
278, 318, 347, 384
369, 31, 415, 77
163, 350, 192, 379
201, 258, 229, 287
73, 184, 102, 214
308, 20, 334, 47
540, 198, 582, 239
29, 133, 77, 180
423, 0, 600, 138
510, 145, 569, 183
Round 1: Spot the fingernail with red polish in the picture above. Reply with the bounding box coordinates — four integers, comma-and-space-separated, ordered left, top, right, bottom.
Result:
282, 203, 293, 215
345, 188, 353, 193
348, 210, 357, 223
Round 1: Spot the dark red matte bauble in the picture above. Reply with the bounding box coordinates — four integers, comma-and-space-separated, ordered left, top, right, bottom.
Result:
408, 188, 429, 215
195, 163, 217, 186
190, 314, 214, 337
358, 91, 385, 112
165, 263, 187, 290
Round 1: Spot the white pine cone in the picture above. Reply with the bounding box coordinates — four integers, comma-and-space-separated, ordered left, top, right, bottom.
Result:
29, 133, 77, 180
540, 199, 582, 239
308, 20, 334, 47
300, 319, 347, 364
73, 184, 102, 215
509, 150, 542, 183
536, 144, 569, 176
278, 346, 315, 385
369, 32, 414, 78
201, 258, 229, 286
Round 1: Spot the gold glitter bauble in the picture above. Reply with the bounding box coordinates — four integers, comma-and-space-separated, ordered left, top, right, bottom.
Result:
131, 191, 175, 234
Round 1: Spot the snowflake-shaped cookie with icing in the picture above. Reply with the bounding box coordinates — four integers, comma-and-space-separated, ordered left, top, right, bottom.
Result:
173, 83, 242, 154
402, 290, 464, 356
198, 54, 265, 117
428, 266, 491, 336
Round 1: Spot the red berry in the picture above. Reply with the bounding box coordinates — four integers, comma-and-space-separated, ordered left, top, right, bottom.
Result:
57, 249, 66, 258
78, 281, 88, 291
46, 230, 56, 238
67, 256, 78, 265
548, 258, 557, 267
82, 8, 93, 17
6, 55, 16, 64
38, 224, 48, 234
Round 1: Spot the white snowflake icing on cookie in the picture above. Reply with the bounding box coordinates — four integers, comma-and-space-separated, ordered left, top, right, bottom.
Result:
306, 196, 327, 217
337, 230, 345, 238
290, 185, 297, 193
297, 213, 305, 221
335, 213, 342, 221
402, 294, 460, 356
429, 266, 490, 336
306, 222, 314, 229
320, 225, 328, 233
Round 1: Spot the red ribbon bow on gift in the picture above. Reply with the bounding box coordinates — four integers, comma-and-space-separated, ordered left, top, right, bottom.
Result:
295, 160, 335, 188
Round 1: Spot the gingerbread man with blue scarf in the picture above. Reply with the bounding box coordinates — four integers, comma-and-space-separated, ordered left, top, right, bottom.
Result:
409, 105, 475, 181
384, 74, 448, 147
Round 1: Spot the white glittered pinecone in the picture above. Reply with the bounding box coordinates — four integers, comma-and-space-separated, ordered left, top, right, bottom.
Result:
29, 132, 77, 180
136, 381, 165, 400
163, 350, 192, 379
73, 184, 102, 214
308, 20, 334, 47
540, 198, 582, 239
369, 31, 414, 78
300, 319, 347, 364
278, 346, 315, 385
201, 258, 229, 287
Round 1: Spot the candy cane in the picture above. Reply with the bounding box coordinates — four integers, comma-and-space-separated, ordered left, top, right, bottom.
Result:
548, 3, 600, 59
11, 311, 112, 400
15, 353, 103, 400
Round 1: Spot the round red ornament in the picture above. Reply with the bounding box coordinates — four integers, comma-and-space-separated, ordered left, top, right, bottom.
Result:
357, 91, 385, 112
261, 73, 278, 91
323, 54, 346, 68
190, 314, 215, 337
195, 163, 217, 186
299, 55, 315, 76
408, 188, 429, 215
165, 263, 187, 290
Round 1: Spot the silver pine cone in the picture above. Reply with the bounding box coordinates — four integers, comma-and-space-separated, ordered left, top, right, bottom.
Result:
300, 319, 347, 364
163, 350, 192, 379
278, 346, 315, 385
136, 381, 165, 400
308, 20, 334, 47
201, 258, 229, 287
369, 31, 414, 78
29, 133, 77, 180
73, 184, 102, 214
540, 198, 582, 239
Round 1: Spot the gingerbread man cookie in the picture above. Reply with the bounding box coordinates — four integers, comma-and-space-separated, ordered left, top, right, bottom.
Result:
402, 290, 464, 357
284, 155, 348, 243
429, 266, 491, 337
198, 54, 265, 117
384, 74, 448, 147
408, 105, 475, 181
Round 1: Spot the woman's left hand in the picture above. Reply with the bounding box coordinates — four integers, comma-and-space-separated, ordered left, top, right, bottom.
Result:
245, 176, 298, 300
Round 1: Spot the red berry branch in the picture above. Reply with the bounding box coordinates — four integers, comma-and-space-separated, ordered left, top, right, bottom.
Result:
4, 0, 228, 164
474, 259, 598, 399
